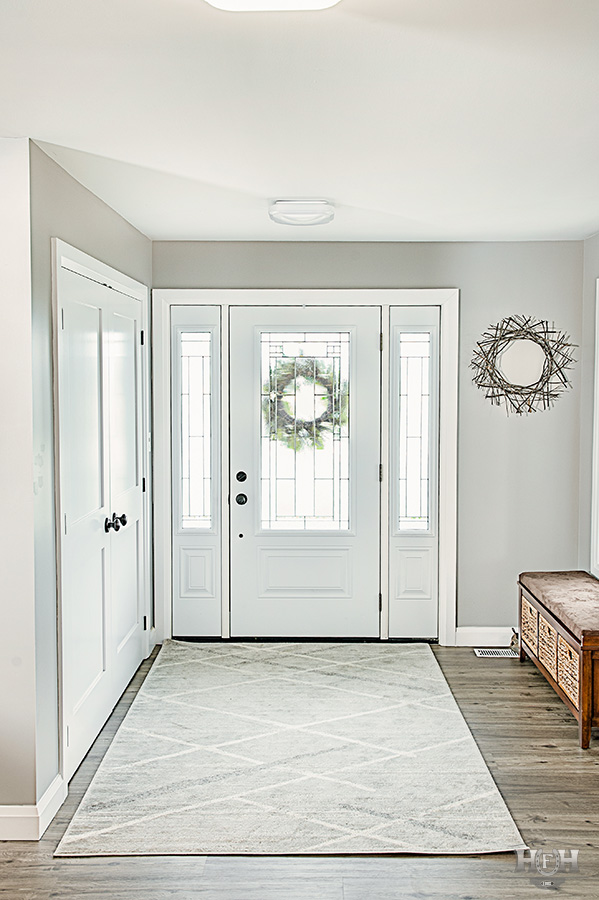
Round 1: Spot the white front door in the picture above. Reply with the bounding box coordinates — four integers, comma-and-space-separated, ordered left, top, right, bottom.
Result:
57, 261, 146, 779
229, 306, 381, 638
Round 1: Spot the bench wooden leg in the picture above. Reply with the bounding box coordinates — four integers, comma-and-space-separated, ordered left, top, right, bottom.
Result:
579, 718, 590, 749
579, 651, 592, 749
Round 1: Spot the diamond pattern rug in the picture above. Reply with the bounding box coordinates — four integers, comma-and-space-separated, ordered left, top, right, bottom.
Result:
55, 640, 526, 856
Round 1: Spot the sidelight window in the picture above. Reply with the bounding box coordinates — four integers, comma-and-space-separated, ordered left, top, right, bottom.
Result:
179, 331, 212, 528
398, 332, 431, 531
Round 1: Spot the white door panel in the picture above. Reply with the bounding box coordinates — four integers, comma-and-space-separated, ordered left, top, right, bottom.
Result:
109, 310, 139, 497
230, 306, 381, 638
64, 300, 105, 521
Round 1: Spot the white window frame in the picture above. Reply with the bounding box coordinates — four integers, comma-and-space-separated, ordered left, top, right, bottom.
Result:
153, 288, 459, 645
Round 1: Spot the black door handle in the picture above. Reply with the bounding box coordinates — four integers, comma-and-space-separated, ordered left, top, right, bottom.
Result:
105, 516, 120, 533
114, 512, 127, 528
235, 493, 248, 505
236, 471, 247, 482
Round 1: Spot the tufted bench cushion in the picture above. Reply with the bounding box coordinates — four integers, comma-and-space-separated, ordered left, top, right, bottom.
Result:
519, 570, 599, 641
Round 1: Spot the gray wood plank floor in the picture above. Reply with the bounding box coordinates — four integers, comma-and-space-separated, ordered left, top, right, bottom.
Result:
1, 644, 598, 899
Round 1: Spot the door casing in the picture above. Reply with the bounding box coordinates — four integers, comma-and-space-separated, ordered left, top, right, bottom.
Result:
154, 288, 459, 645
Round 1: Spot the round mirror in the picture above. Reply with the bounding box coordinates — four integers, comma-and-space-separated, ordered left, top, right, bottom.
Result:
498, 339, 546, 386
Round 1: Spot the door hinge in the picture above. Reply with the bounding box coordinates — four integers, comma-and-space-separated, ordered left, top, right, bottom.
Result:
66, 726, 70, 748
64, 514, 68, 535
61, 308, 65, 330
379, 464, 383, 482
142, 477, 146, 493
380, 332, 383, 351
143, 615, 148, 631
140, 329, 144, 345
379, 593, 383, 612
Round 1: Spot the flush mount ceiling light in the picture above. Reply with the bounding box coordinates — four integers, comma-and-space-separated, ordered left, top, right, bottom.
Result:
269, 199, 335, 226
204, 1, 342, 10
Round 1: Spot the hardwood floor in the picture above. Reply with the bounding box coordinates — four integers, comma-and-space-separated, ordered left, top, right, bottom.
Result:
1, 645, 598, 899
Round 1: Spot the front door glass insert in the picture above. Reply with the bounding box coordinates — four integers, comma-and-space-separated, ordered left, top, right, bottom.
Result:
179, 331, 212, 528
260, 332, 350, 530
398, 332, 431, 531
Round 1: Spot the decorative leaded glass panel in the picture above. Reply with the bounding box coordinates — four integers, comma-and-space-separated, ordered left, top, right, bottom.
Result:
398, 332, 431, 531
261, 332, 350, 530
180, 332, 211, 528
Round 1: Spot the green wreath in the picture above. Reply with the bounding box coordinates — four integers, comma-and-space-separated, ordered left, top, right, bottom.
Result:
263, 359, 348, 450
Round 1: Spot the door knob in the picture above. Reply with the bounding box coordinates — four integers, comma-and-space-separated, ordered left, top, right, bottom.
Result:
236, 471, 247, 482
105, 516, 120, 533
114, 512, 127, 528
235, 493, 248, 505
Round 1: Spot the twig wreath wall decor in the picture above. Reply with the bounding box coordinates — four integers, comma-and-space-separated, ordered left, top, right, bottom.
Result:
263, 359, 348, 450
470, 314, 576, 415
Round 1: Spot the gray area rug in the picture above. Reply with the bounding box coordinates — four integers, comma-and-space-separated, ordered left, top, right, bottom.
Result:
55, 641, 526, 856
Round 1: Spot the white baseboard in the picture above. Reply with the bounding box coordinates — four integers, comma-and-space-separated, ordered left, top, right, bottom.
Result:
455, 626, 515, 647
0, 774, 67, 840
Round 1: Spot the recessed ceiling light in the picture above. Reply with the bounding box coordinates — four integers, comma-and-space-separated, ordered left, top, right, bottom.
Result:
269, 200, 335, 226
204, 1, 342, 10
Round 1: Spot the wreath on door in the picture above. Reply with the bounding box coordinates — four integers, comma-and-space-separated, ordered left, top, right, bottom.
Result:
263, 359, 348, 450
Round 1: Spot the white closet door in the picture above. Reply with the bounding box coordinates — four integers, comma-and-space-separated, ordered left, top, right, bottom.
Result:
389, 306, 440, 638
106, 296, 145, 690
57, 263, 146, 780
59, 270, 113, 777
229, 306, 381, 638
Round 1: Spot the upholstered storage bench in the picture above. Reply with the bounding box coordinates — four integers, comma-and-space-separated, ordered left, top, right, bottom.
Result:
519, 571, 599, 748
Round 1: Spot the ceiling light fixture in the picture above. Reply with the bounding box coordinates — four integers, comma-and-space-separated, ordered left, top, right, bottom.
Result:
204, 1, 342, 11
269, 199, 335, 226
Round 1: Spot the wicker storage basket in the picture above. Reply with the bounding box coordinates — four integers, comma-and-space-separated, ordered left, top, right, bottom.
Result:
521, 596, 538, 655
538, 615, 558, 679
558, 635, 580, 709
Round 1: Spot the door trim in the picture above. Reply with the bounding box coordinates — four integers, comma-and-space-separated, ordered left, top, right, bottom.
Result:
52, 239, 152, 785
153, 288, 459, 645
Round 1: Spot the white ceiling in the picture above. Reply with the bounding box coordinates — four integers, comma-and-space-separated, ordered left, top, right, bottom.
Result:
2, 0, 599, 241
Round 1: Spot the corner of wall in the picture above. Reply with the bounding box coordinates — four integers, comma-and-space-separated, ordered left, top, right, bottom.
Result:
579, 234, 599, 571
0, 137, 38, 808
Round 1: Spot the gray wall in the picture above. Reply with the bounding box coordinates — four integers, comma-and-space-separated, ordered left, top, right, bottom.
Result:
580, 232, 599, 568
154, 240, 584, 629
29, 143, 151, 800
